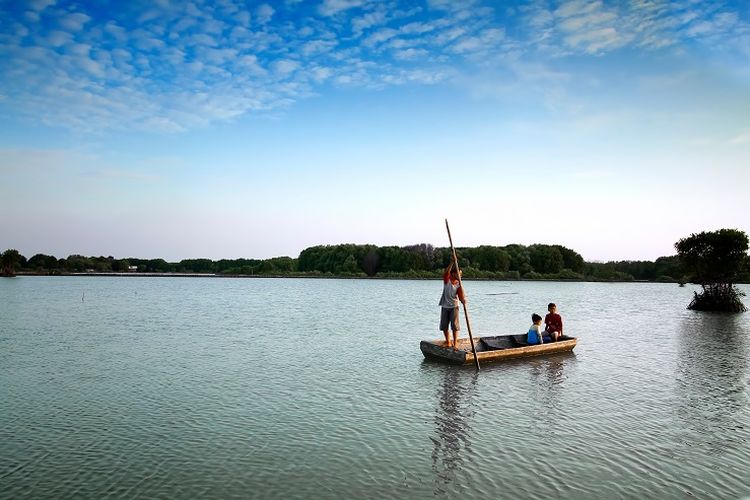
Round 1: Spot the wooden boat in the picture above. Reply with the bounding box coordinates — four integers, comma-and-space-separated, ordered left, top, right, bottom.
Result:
420, 334, 577, 365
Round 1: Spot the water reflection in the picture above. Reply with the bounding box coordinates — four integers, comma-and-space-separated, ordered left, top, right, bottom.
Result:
675, 313, 749, 452
429, 367, 478, 496
529, 353, 574, 415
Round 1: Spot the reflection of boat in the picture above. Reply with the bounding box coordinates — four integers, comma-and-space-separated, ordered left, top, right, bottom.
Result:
420, 335, 577, 364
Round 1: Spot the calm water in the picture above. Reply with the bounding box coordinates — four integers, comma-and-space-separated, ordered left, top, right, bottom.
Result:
1, 277, 749, 499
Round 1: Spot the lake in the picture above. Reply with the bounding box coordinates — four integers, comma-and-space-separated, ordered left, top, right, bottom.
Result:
1, 277, 749, 499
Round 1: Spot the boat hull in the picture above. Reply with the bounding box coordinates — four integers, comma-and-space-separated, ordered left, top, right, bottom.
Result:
420, 335, 577, 364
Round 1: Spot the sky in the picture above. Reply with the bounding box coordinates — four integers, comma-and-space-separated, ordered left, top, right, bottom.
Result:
1, 0, 748, 263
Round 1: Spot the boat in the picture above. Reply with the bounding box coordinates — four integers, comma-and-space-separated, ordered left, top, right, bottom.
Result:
420, 334, 577, 364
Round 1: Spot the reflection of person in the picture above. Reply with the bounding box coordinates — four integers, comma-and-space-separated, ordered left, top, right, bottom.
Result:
527, 313, 550, 345
544, 302, 563, 341
431, 368, 477, 495
439, 261, 466, 349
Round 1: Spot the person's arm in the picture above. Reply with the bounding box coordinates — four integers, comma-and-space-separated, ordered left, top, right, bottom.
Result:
443, 263, 453, 283
558, 315, 563, 336
538, 325, 543, 344
443, 261, 456, 283
457, 285, 466, 305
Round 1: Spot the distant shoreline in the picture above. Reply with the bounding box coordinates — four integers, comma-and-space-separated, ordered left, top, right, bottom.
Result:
9, 271, 698, 284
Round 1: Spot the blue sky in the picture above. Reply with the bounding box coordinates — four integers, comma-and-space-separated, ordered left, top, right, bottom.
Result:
1, 0, 748, 262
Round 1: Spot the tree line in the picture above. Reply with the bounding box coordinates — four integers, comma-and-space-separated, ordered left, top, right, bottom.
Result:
5, 242, 747, 282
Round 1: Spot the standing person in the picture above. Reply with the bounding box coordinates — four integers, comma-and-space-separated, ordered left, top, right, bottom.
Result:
439, 261, 466, 349
544, 302, 564, 341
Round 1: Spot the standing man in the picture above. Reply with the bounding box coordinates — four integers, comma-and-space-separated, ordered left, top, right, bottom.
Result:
439, 260, 466, 349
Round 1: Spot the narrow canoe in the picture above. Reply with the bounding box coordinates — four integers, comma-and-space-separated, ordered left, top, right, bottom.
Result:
420, 334, 577, 364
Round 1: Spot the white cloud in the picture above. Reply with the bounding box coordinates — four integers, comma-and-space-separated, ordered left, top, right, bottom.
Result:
134, 36, 166, 52
559, 11, 617, 32
686, 12, 738, 38
237, 55, 267, 76
364, 27, 398, 47
24, 10, 41, 23
520, 0, 750, 56
58, 12, 91, 32
46, 30, 72, 47
138, 10, 162, 24
301, 39, 337, 56
352, 9, 388, 37
1, 0, 747, 135
393, 48, 429, 60
172, 17, 198, 33
235, 11, 251, 26
104, 22, 127, 41
565, 26, 627, 53
400, 21, 437, 35
255, 3, 276, 24
28, 0, 56, 12
727, 130, 750, 145
310, 66, 333, 82
319, 0, 365, 17
188, 33, 218, 47
272, 59, 300, 76
434, 27, 465, 45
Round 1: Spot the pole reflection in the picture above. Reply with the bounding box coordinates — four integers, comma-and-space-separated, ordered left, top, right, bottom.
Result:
429, 367, 478, 496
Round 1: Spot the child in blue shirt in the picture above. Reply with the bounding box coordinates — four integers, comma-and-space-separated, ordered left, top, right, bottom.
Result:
527, 313, 550, 345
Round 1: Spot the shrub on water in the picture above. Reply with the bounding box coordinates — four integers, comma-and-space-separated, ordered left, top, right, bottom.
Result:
688, 284, 747, 313
676, 229, 748, 312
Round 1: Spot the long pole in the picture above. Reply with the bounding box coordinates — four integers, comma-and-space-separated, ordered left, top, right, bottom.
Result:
445, 219, 480, 371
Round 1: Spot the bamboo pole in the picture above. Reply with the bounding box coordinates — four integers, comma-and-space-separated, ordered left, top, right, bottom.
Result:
445, 219, 480, 371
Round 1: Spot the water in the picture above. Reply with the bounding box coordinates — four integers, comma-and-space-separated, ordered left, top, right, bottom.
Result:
1, 277, 749, 499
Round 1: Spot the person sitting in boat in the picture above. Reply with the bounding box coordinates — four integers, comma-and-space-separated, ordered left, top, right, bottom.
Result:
544, 302, 563, 341
439, 261, 466, 350
527, 313, 550, 345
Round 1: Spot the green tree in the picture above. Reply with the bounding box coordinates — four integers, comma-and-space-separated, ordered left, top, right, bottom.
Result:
342, 254, 359, 274
65, 254, 94, 272
529, 245, 564, 274
28, 253, 58, 272
265, 256, 296, 273
504, 244, 531, 273
111, 259, 130, 272
472, 245, 511, 272
554, 245, 585, 273
146, 259, 172, 272
675, 229, 748, 312
2, 249, 22, 276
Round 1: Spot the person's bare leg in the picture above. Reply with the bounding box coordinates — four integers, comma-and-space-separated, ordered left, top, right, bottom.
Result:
443, 329, 452, 347
453, 330, 459, 350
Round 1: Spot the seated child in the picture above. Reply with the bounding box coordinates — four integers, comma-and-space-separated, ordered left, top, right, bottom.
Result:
527, 313, 550, 345
544, 302, 563, 341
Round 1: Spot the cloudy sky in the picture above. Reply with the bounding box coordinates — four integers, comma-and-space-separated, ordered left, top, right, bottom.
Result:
1, 0, 748, 262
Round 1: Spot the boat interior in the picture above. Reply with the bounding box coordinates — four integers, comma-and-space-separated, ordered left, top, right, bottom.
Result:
465, 334, 576, 352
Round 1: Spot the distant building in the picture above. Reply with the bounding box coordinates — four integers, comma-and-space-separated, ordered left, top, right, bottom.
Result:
128, 266, 138, 272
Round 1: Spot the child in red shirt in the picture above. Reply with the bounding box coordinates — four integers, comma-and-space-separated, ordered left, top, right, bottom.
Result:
544, 302, 563, 341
